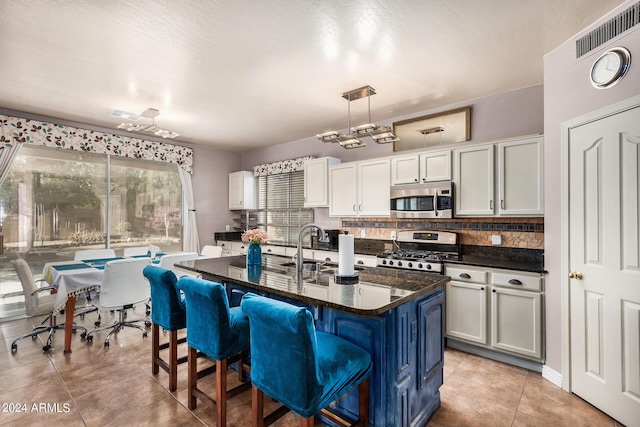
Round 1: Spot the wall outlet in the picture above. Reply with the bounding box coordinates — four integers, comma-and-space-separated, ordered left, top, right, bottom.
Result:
390, 230, 397, 240
491, 234, 502, 246
360, 229, 366, 238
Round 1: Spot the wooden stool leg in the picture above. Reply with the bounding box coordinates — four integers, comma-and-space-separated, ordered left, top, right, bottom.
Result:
217, 358, 228, 427
152, 323, 159, 375
252, 386, 264, 427
169, 330, 178, 392
187, 346, 197, 409
359, 378, 370, 427
301, 415, 314, 427
238, 351, 244, 382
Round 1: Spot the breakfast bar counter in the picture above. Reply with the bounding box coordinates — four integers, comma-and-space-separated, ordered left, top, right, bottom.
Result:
178, 254, 449, 427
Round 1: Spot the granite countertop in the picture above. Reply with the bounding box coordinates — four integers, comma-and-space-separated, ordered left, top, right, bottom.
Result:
176, 254, 449, 316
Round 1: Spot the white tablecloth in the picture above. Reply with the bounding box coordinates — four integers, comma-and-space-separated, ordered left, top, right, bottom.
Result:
42, 261, 104, 314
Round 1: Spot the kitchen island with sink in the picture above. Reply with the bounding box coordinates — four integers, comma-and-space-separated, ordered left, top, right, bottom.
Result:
177, 254, 449, 427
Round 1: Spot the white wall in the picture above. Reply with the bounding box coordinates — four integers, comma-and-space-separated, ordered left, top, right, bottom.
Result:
190, 144, 241, 246
543, 0, 640, 374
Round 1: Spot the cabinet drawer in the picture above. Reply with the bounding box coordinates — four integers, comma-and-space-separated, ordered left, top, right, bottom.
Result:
264, 245, 286, 256
445, 266, 488, 284
492, 272, 542, 292
315, 250, 339, 263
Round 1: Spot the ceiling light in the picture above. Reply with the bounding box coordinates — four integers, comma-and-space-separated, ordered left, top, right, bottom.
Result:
317, 85, 397, 149
114, 107, 180, 139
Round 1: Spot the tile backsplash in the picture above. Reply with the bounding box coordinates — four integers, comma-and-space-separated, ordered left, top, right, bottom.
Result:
341, 217, 544, 249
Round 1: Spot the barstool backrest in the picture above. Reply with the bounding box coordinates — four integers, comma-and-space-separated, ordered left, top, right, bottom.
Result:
143, 265, 185, 331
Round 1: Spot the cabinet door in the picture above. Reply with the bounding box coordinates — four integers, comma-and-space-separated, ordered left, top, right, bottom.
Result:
358, 159, 391, 216
228, 171, 256, 210
497, 136, 544, 215
445, 281, 488, 344
391, 155, 420, 185
329, 163, 358, 217
490, 287, 542, 359
304, 157, 340, 207
420, 150, 452, 182
454, 145, 494, 216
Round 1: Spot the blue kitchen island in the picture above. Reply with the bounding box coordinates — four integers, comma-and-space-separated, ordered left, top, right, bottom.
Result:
177, 254, 448, 427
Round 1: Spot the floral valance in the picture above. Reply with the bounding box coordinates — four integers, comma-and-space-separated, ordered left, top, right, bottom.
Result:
253, 155, 315, 177
0, 114, 193, 173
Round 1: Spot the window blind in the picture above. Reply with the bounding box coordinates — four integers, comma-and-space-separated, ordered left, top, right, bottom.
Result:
257, 171, 313, 246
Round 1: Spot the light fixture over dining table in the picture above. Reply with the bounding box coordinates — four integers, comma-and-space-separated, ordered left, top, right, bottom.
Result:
112, 108, 180, 139
317, 85, 398, 149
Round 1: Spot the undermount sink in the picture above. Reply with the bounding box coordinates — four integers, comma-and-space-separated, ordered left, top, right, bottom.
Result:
279, 261, 333, 273
279, 261, 364, 272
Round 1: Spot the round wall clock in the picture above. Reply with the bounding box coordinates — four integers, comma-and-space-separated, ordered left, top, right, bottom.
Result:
590, 47, 631, 89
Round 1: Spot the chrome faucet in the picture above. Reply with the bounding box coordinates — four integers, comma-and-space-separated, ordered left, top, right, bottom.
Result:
297, 223, 326, 277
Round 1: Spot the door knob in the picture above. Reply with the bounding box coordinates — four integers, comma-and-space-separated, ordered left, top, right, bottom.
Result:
569, 271, 583, 280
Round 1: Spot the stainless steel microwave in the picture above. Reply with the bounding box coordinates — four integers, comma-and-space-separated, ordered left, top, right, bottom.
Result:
390, 182, 453, 218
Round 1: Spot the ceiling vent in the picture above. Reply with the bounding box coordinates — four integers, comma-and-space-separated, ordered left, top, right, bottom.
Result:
576, 1, 640, 58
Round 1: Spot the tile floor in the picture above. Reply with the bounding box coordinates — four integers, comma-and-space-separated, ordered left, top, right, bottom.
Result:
0, 309, 623, 427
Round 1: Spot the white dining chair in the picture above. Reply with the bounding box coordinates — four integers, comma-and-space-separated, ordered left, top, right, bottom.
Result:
82, 257, 152, 347
11, 259, 86, 352
123, 246, 150, 257
201, 245, 223, 258
159, 252, 200, 278
74, 248, 116, 261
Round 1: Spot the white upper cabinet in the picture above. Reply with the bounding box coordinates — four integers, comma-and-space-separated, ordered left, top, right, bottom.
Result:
228, 171, 257, 210
390, 155, 420, 184
497, 136, 544, 215
420, 150, 452, 182
454, 135, 544, 217
304, 157, 341, 207
455, 144, 495, 216
329, 158, 391, 217
390, 150, 452, 185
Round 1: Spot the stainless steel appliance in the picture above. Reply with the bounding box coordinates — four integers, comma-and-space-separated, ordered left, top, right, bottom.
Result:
390, 181, 453, 218
376, 230, 459, 273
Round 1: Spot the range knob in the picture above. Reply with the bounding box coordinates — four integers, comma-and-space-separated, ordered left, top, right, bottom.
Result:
417, 263, 423, 269
389, 260, 394, 266
426, 264, 432, 270
397, 261, 403, 267
381, 260, 387, 265
407, 262, 413, 268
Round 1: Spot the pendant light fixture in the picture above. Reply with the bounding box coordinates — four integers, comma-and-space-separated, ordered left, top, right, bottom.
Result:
317, 85, 398, 149
113, 108, 180, 139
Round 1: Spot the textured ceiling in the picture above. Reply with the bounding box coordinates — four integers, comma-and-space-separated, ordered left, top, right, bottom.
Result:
0, 0, 624, 152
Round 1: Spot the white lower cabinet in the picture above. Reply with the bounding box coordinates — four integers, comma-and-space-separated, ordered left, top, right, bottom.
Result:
444, 264, 544, 361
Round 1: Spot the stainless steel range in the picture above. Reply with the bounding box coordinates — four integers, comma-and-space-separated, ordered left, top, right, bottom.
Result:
376, 230, 459, 273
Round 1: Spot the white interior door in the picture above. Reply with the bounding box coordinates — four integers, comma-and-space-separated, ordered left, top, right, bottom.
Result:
568, 106, 640, 427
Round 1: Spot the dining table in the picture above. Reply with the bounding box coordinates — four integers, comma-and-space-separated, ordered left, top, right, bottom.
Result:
42, 256, 128, 354
41, 252, 206, 354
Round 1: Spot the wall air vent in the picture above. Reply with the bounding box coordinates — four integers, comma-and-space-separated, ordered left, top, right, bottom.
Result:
576, 1, 640, 58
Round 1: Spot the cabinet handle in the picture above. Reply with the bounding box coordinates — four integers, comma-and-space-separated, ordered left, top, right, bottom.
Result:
501, 200, 505, 210
358, 204, 362, 212
481, 287, 485, 291
492, 289, 496, 293
353, 204, 356, 212
459, 273, 471, 279
508, 279, 523, 285
357, 260, 364, 265
414, 178, 418, 182
489, 200, 493, 209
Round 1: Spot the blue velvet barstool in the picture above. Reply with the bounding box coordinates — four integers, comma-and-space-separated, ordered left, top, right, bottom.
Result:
177, 276, 251, 427
143, 265, 215, 392
241, 293, 372, 427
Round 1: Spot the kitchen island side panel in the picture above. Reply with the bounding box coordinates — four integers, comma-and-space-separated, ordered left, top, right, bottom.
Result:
314, 286, 444, 427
